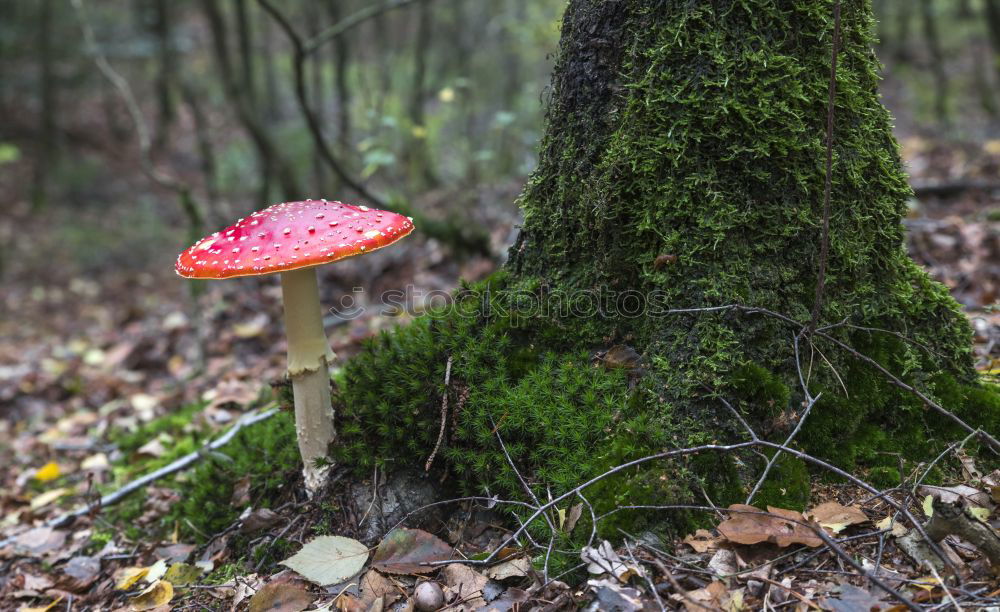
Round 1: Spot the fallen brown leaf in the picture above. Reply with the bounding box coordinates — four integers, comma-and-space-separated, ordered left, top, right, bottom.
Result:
683, 528, 721, 553
717, 504, 822, 548
805, 501, 868, 533
248, 581, 315, 612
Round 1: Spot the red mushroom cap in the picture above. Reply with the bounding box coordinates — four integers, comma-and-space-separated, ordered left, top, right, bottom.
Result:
175, 200, 414, 279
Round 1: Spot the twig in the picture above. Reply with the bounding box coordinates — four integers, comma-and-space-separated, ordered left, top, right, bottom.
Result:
623, 540, 666, 612
808, 0, 841, 335
490, 414, 557, 582
813, 526, 920, 611
746, 334, 820, 504
255, 514, 303, 572
577, 491, 598, 549
650, 556, 714, 611
756, 576, 822, 610
928, 565, 963, 612
425, 356, 452, 471
0, 406, 279, 549
358, 464, 380, 527
303, 0, 424, 56
669, 303, 1000, 453
745, 395, 816, 504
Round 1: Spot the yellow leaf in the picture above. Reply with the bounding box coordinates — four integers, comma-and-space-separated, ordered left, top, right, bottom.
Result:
163, 563, 202, 586
557, 507, 567, 531
116, 566, 150, 590
35, 462, 60, 482
438, 87, 455, 103
875, 515, 907, 537
911, 575, 941, 592
30, 488, 70, 511
411, 125, 428, 139
19, 595, 63, 612
969, 506, 990, 522
984, 139, 1000, 155
922, 495, 934, 518
130, 580, 174, 610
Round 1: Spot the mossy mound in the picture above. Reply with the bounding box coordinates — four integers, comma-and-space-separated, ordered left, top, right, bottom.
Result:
334, 274, 998, 538
336, 0, 1000, 562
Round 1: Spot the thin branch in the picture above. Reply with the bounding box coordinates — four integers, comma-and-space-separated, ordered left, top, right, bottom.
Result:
746, 396, 819, 504
808, 0, 841, 334
303, 0, 424, 56
0, 406, 280, 549
623, 540, 666, 612
813, 526, 920, 611
490, 414, 558, 582
425, 356, 452, 471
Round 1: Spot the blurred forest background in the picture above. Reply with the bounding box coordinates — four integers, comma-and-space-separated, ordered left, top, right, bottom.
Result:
0, 4, 998, 603
0, 0, 998, 428
1, 0, 999, 290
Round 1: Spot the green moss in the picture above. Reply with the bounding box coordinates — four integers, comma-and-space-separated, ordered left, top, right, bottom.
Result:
204, 563, 242, 585
165, 411, 299, 539
333, 0, 1000, 571
751, 455, 811, 511
732, 363, 791, 423
105, 402, 299, 543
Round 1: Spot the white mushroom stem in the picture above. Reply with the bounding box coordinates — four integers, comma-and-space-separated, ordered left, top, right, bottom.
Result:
280, 266, 336, 494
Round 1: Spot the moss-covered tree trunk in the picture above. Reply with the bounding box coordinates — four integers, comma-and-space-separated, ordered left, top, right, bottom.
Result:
338, 0, 998, 534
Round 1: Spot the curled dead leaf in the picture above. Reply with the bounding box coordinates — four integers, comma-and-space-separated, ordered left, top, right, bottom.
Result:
716, 504, 822, 548
683, 529, 721, 553
372, 529, 452, 575
805, 501, 868, 533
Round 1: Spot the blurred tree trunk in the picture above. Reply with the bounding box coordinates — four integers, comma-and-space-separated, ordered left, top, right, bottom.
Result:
893, 0, 912, 63
307, 2, 328, 194
201, 0, 301, 205
405, 0, 438, 190
448, 0, 477, 185
919, 0, 948, 123
181, 81, 224, 217
985, 0, 1000, 89
260, 9, 280, 205
31, 0, 56, 211
973, 40, 998, 117
957, 0, 974, 19
152, 0, 176, 152
232, 0, 276, 208
374, 11, 392, 123
326, 0, 352, 148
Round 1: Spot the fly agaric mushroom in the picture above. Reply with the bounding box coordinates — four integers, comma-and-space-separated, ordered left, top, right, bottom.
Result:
176, 199, 414, 492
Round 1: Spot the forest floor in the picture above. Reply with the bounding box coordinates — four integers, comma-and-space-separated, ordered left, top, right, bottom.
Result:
0, 138, 998, 610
